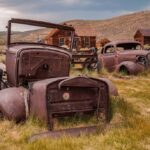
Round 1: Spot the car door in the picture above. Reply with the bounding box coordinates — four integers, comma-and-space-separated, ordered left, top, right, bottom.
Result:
101, 45, 117, 71
116, 44, 134, 63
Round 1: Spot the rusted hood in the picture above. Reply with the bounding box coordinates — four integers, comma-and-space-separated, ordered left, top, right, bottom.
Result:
8, 43, 72, 58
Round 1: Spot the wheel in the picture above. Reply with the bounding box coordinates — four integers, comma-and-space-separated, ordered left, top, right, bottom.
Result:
84, 57, 99, 71
119, 66, 129, 75
0, 111, 4, 119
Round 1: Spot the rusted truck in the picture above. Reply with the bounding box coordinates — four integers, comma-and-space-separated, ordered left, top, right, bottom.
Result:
98, 41, 150, 74
0, 19, 118, 138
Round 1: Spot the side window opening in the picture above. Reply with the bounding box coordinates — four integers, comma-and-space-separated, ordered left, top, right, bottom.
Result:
83, 37, 90, 48
105, 45, 115, 54
59, 37, 65, 46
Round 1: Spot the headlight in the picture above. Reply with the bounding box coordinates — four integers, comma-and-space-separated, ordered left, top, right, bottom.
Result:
136, 56, 147, 66
147, 53, 150, 62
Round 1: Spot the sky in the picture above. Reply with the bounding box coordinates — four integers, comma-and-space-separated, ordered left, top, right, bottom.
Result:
0, 0, 150, 31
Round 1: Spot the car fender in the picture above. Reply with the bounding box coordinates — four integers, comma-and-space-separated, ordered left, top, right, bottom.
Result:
99, 78, 118, 96
0, 87, 27, 122
91, 77, 118, 96
116, 61, 145, 75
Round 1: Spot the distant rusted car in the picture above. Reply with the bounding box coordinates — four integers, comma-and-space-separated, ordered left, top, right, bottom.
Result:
98, 41, 150, 74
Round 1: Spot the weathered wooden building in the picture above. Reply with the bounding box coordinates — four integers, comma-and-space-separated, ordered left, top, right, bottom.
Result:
134, 29, 150, 45
45, 25, 96, 50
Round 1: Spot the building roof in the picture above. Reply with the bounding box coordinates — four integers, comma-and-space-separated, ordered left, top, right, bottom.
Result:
136, 29, 150, 37
73, 24, 96, 37
47, 24, 96, 37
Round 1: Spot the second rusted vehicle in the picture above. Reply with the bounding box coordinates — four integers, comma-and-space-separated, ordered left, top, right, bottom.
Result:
98, 40, 150, 74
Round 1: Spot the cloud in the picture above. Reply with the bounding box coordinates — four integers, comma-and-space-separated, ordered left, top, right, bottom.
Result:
0, 0, 149, 31
0, 7, 20, 30
60, 0, 80, 5
0, 7, 18, 15
143, 3, 150, 10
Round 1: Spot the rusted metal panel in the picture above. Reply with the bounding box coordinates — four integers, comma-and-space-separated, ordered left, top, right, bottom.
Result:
6, 46, 71, 86
0, 87, 27, 122
29, 77, 110, 130
92, 78, 118, 96
29, 126, 97, 142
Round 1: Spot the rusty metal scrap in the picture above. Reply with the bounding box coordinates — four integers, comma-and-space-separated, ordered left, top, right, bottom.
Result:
29, 126, 97, 142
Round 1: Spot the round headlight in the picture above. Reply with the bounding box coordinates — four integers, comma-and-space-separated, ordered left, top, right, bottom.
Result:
147, 53, 150, 62
137, 56, 147, 66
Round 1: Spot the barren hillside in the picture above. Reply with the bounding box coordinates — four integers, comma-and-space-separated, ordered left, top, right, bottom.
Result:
0, 10, 150, 43
66, 10, 150, 41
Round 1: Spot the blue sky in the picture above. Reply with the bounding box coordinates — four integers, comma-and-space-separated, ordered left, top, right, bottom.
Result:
0, 0, 149, 30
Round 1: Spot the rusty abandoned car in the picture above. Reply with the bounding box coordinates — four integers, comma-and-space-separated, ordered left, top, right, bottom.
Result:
98, 41, 150, 74
0, 18, 118, 139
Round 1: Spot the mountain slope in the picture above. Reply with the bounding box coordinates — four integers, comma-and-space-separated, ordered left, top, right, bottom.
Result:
0, 10, 150, 43
66, 10, 150, 41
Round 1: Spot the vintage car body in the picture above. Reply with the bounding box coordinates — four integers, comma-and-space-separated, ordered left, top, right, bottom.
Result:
98, 41, 150, 74
29, 76, 110, 130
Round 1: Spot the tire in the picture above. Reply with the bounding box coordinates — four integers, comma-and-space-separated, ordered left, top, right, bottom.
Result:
97, 60, 101, 73
84, 57, 99, 71
119, 66, 129, 75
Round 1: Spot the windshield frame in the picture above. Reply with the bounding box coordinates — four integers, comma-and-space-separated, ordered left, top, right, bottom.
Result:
7, 18, 75, 50
116, 42, 143, 51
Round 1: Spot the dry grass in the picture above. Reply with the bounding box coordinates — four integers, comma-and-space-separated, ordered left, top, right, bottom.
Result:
0, 69, 150, 150
0, 45, 6, 63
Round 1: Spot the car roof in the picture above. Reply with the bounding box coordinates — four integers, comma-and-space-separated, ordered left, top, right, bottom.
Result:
104, 40, 141, 47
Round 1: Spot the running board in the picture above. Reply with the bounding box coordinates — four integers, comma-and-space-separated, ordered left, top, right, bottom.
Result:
29, 126, 98, 142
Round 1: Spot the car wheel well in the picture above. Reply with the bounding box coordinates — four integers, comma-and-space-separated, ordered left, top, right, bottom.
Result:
119, 65, 129, 75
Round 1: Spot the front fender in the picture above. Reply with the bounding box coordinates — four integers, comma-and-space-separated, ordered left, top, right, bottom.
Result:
0, 87, 27, 122
116, 61, 145, 75
99, 78, 118, 96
